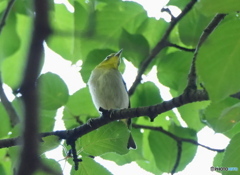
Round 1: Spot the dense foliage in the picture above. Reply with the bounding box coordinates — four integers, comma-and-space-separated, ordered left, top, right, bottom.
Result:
0, 0, 240, 174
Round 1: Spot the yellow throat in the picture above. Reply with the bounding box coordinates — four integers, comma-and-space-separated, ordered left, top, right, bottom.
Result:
96, 49, 122, 69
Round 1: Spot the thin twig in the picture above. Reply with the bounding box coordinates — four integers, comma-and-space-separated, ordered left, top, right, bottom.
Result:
167, 42, 195, 52
0, 0, 15, 34
17, 0, 51, 174
0, 76, 19, 126
185, 14, 226, 92
171, 141, 182, 174
132, 124, 225, 152
128, 0, 197, 96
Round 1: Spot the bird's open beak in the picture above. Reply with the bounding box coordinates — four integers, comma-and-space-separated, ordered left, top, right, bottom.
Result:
115, 49, 123, 57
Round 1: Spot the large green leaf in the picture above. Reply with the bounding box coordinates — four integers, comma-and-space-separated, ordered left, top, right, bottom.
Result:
137, 17, 167, 50
71, 157, 112, 175
77, 121, 129, 156
47, 4, 74, 62
178, 7, 213, 46
38, 72, 69, 110
178, 101, 209, 131
222, 132, 240, 175
0, 12, 20, 62
36, 158, 62, 175
100, 128, 144, 165
1, 13, 32, 89
131, 82, 162, 108
149, 124, 197, 173
197, 17, 240, 102
203, 97, 239, 133
39, 136, 61, 155
197, 0, 240, 14
119, 29, 149, 67
63, 88, 98, 129
40, 109, 57, 132
157, 51, 193, 92
77, 1, 148, 60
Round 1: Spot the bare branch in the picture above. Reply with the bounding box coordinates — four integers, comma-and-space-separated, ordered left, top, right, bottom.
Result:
17, 0, 51, 174
129, 0, 198, 96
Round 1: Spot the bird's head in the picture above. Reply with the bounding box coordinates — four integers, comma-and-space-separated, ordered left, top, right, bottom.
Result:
97, 49, 123, 69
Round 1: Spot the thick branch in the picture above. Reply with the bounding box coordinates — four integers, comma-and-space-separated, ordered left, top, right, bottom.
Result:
17, 0, 51, 175
128, 0, 197, 96
0, 89, 209, 149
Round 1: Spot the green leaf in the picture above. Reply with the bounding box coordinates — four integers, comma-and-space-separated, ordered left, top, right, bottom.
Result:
100, 128, 144, 165
137, 17, 167, 49
197, 0, 240, 14
204, 97, 239, 132
178, 101, 209, 131
71, 157, 112, 175
40, 109, 56, 132
0, 12, 20, 62
77, 1, 148, 60
119, 29, 149, 67
178, 8, 213, 46
0, 103, 11, 138
215, 102, 240, 133
63, 88, 98, 129
131, 82, 162, 108
197, 18, 240, 102
39, 136, 61, 155
157, 51, 192, 92
167, 0, 190, 10
222, 132, 240, 175
77, 121, 129, 156
47, 4, 74, 62
149, 125, 197, 173
36, 158, 62, 175
1, 13, 32, 89
213, 152, 224, 167
38, 72, 69, 110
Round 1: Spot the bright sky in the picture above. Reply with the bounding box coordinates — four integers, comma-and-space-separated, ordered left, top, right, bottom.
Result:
42, 0, 230, 175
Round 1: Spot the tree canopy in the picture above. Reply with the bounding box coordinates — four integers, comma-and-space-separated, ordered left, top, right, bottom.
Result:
0, 0, 240, 174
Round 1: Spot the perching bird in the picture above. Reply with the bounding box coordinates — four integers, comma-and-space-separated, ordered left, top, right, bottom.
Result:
88, 49, 136, 149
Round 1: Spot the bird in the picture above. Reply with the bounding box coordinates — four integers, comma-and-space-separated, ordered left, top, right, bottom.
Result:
88, 49, 136, 149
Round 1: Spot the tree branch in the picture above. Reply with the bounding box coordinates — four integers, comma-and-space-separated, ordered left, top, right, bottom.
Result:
17, 0, 51, 174
132, 124, 225, 153
0, 89, 209, 149
185, 14, 226, 92
128, 0, 197, 96
167, 42, 195, 52
171, 141, 182, 175
0, 76, 19, 126
0, 0, 15, 34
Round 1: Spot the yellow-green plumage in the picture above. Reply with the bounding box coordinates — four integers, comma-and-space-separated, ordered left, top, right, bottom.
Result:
88, 49, 136, 149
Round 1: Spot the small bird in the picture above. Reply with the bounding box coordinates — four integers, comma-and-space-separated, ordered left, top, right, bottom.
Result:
88, 49, 136, 149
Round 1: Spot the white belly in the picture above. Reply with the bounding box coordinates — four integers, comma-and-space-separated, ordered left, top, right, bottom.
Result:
88, 68, 129, 111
